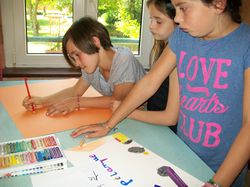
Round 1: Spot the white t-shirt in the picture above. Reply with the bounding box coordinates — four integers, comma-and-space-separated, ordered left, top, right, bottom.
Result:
81, 46, 145, 95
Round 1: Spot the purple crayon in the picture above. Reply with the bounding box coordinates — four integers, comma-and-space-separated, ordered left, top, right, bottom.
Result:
166, 166, 188, 187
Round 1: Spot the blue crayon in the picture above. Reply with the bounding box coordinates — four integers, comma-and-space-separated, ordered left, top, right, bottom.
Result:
37, 151, 44, 161
44, 149, 51, 160
40, 150, 46, 160
34, 151, 43, 162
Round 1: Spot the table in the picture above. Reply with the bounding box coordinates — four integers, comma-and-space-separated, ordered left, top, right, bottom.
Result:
0, 80, 214, 187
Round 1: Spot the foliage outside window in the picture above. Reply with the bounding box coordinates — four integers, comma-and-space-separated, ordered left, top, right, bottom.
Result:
25, 0, 143, 54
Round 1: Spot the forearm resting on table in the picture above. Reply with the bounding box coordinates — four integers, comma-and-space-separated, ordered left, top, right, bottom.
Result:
43, 87, 82, 106
107, 77, 161, 129
79, 96, 114, 108
129, 109, 178, 126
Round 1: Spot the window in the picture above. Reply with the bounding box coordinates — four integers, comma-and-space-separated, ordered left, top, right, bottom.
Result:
1, 0, 152, 68
97, 0, 143, 55
25, 0, 73, 54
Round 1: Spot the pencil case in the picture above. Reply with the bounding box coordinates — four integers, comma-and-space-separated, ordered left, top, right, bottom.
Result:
0, 134, 67, 178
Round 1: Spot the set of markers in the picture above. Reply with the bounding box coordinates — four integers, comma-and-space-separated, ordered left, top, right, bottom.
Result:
0, 134, 67, 178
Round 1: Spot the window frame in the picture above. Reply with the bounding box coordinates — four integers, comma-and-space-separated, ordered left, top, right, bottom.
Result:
1, 0, 152, 68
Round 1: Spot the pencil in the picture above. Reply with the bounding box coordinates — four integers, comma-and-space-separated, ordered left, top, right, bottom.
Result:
79, 131, 95, 147
79, 136, 85, 147
24, 77, 35, 112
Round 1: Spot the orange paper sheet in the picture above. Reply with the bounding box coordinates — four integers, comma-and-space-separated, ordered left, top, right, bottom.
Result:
0, 79, 111, 138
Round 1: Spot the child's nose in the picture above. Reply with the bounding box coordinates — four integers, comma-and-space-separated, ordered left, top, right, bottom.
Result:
149, 19, 155, 29
174, 10, 183, 24
74, 58, 82, 67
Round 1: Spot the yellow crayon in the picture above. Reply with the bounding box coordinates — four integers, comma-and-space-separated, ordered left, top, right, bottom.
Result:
0, 157, 3, 168
4, 157, 10, 168
11, 154, 16, 166
15, 155, 21, 165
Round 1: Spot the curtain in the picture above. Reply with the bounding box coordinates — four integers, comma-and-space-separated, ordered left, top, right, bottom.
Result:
0, 4, 5, 80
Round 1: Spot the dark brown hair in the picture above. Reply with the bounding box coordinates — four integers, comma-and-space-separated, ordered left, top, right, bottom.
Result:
62, 16, 113, 68
201, 0, 242, 23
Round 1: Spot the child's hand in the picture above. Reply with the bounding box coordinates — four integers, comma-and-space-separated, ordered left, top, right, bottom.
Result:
46, 97, 77, 116
71, 122, 111, 138
22, 96, 44, 111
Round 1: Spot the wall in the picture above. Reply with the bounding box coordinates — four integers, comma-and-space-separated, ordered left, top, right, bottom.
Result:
241, 0, 250, 24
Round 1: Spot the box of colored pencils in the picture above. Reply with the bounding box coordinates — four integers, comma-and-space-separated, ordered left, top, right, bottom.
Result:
0, 134, 67, 178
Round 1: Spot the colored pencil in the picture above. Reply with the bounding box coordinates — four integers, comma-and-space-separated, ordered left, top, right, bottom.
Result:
79, 136, 85, 147
24, 77, 35, 112
166, 166, 188, 187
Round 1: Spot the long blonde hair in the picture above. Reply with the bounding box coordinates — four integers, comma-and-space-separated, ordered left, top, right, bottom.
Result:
147, 0, 175, 68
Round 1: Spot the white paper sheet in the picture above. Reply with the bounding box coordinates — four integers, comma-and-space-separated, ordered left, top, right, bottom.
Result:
31, 165, 117, 187
32, 133, 204, 187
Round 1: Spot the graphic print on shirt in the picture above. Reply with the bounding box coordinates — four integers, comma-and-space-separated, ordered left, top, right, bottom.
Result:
178, 50, 231, 148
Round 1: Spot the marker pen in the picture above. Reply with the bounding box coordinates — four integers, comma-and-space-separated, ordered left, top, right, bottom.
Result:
166, 166, 188, 187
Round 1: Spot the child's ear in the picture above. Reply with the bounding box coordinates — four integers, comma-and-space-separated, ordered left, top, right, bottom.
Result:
92, 36, 101, 48
213, 0, 227, 13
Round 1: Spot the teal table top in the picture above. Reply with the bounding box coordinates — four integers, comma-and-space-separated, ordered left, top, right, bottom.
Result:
0, 80, 214, 187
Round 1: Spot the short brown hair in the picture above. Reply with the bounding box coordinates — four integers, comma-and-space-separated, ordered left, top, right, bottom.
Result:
62, 16, 113, 67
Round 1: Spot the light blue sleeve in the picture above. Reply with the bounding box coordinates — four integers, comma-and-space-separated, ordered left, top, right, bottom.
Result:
110, 47, 145, 85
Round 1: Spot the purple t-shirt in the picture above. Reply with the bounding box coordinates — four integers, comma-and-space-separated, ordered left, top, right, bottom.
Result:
169, 23, 250, 174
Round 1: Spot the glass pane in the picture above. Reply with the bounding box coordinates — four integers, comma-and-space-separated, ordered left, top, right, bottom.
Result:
98, 0, 143, 55
25, 0, 73, 54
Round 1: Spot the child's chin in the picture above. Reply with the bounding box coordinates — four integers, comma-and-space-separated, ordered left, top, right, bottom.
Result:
85, 69, 95, 74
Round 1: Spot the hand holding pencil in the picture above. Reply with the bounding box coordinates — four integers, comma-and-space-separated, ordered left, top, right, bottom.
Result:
22, 96, 45, 111
22, 78, 44, 112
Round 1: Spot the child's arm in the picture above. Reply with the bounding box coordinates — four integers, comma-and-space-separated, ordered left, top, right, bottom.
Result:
123, 68, 179, 126
46, 82, 136, 116
71, 47, 177, 138
113, 82, 135, 100
211, 68, 250, 187
106, 47, 177, 129
23, 78, 89, 112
